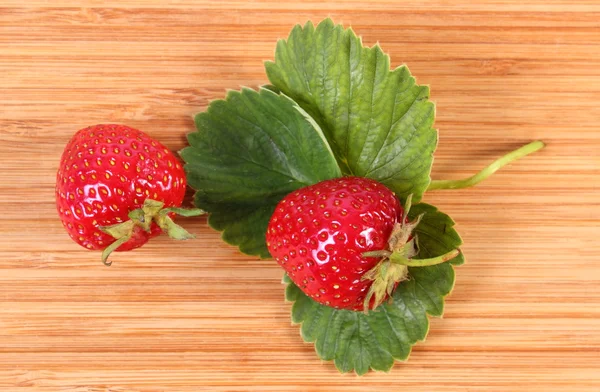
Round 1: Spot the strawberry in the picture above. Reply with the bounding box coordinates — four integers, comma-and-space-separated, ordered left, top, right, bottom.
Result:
56, 124, 203, 265
266, 177, 459, 312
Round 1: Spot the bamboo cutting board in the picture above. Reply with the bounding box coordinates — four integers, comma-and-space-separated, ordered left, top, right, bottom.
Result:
1, 1, 599, 390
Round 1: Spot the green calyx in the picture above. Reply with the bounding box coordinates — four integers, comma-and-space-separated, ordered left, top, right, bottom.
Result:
361, 194, 460, 313
99, 199, 205, 266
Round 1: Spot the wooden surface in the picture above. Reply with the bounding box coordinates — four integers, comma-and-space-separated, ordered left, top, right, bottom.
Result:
1, 1, 599, 390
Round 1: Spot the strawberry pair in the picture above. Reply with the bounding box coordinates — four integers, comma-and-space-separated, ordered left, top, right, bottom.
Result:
56, 124, 456, 312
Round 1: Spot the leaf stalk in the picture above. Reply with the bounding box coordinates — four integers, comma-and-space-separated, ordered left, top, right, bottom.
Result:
427, 140, 545, 191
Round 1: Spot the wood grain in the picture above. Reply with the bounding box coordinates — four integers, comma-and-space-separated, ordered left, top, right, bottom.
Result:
0, 0, 599, 390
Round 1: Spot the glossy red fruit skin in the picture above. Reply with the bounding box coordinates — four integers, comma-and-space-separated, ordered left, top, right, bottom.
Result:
266, 177, 402, 311
55, 124, 187, 252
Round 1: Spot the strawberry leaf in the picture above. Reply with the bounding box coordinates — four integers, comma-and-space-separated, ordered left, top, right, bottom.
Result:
181, 88, 342, 257
284, 203, 463, 374
266, 19, 437, 202
183, 20, 464, 375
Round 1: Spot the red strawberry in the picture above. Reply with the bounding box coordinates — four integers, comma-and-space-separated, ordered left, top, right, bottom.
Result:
56, 124, 203, 265
266, 177, 459, 312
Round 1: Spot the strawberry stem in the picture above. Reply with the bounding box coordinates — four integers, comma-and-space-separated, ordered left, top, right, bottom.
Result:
390, 248, 460, 267
427, 140, 545, 191
101, 234, 132, 266
98, 199, 205, 266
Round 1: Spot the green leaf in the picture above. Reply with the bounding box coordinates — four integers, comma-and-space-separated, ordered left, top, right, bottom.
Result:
284, 203, 463, 374
266, 18, 437, 202
181, 87, 342, 257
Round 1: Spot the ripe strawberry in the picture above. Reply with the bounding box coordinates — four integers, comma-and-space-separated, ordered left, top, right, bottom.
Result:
56, 124, 203, 265
266, 177, 459, 312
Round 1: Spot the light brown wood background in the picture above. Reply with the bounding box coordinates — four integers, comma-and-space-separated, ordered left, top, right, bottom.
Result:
1, 0, 599, 390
